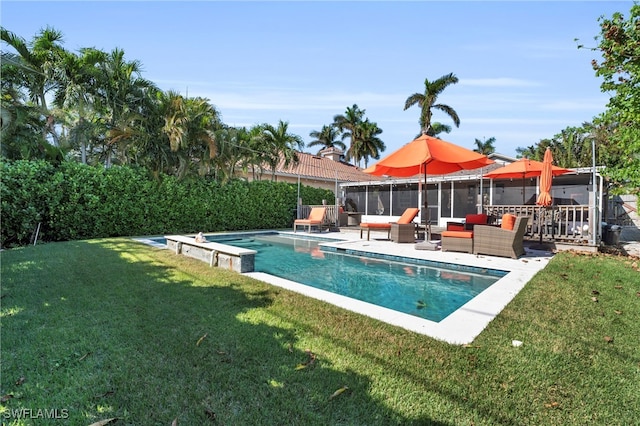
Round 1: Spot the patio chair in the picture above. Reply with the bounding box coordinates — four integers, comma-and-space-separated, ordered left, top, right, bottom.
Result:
360, 208, 419, 241
294, 207, 327, 233
441, 214, 490, 253
473, 215, 530, 259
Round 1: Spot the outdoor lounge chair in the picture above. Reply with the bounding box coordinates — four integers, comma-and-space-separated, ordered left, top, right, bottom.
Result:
359, 208, 419, 241
293, 207, 327, 233
473, 215, 530, 259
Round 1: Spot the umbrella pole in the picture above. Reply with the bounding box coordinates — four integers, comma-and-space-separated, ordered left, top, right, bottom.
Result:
479, 168, 483, 214
539, 207, 544, 245
423, 164, 431, 241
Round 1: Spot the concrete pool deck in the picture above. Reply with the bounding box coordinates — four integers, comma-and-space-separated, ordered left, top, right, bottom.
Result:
244, 228, 554, 345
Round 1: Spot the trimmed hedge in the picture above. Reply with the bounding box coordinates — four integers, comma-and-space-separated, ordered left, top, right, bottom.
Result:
1, 160, 333, 248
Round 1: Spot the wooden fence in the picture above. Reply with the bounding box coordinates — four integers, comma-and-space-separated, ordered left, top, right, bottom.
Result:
484, 204, 593, 243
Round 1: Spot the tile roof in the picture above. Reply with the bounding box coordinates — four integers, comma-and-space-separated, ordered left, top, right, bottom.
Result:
264, 150, 521, 184
270, 151, 373, 182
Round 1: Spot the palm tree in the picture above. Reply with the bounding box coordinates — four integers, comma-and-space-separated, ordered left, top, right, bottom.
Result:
404, 73, 460, 136
333, 104, 365, 164
0, 87, 50, 160
348, 119, 385, 168
258, 120, 305, 180
549, 126, 596, 168
308, 125, 345, 154
428, 122, 452, 138
1, 26, 67, 145
473, 137, 496, 155
213, 126, 254, 183
515, 144, 541, 160
155, 91, 222, 178
181, 97, 221, 177
94, 48, 157, 166
53, 48, 107, 163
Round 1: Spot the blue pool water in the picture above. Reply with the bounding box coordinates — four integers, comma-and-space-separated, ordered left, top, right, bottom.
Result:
204, 233, 505, 322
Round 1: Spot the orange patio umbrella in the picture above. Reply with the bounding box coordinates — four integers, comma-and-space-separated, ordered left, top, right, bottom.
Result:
363, 134, 494, 239
535, 148, 555, 207
364, 134, 494, 177
483, 157, 572, 203
535, 148, 557, 243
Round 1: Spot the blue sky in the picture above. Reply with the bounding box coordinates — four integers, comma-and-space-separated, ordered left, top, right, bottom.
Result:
2, 1, 632, 158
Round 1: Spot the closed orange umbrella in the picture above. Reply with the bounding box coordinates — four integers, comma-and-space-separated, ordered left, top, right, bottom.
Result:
364, 134, 494, 239
535, 148, 556, 244
536, 148, 555, 207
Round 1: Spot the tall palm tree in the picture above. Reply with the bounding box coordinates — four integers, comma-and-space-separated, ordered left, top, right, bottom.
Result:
258, 120, 305, 180
1, 26, 67, 145
181, 97, 221, 177
308, 125, 345, 154
53, 47, 106, 163
0, 87, 50, 160
347, 119, 385, 168
333, 104, 365, 164
247, 124, 269, 180
94, 48, 157, 166
473, 137, 496, 155
159, 90, 188, 153
156, 91, 222, 178
213, 126, 254, 183
404, 73, 460, 136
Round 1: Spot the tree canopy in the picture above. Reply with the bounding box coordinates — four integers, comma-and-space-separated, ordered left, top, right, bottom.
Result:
589, 3, 640, 194
3, 10, 638, 196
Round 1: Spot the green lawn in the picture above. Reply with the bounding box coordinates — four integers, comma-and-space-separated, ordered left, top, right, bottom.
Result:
1, 239, 638, 425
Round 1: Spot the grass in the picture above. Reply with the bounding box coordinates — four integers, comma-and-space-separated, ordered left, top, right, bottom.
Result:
1, 238, 639, 425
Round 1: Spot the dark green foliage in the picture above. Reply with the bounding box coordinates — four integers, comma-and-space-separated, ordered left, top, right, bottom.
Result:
0, 160, 56, 246
0, 159, 333, 247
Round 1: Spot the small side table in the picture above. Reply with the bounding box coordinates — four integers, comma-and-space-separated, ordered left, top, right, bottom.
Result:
346, 212, 362, 226
390, 223, 416, 243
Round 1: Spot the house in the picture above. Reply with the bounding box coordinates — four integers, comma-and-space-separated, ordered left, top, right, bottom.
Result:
244, 148, 637, 249
338, 153, 608, 248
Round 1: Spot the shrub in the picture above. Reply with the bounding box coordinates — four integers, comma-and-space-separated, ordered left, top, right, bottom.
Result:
0, 160, 333, 247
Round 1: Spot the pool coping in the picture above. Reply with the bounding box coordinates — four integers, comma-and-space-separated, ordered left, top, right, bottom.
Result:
135, 230, 554, 345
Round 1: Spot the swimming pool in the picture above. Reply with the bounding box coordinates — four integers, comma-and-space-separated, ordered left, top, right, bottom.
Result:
205, 233, 505, 322
137, 231, 553, 343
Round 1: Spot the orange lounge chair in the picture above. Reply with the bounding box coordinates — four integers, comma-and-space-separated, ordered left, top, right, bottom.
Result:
293, 207, 327, 233
359, 207, 420, 240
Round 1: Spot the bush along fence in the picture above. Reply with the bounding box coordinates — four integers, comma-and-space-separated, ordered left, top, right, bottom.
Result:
1, 160, 333, 248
